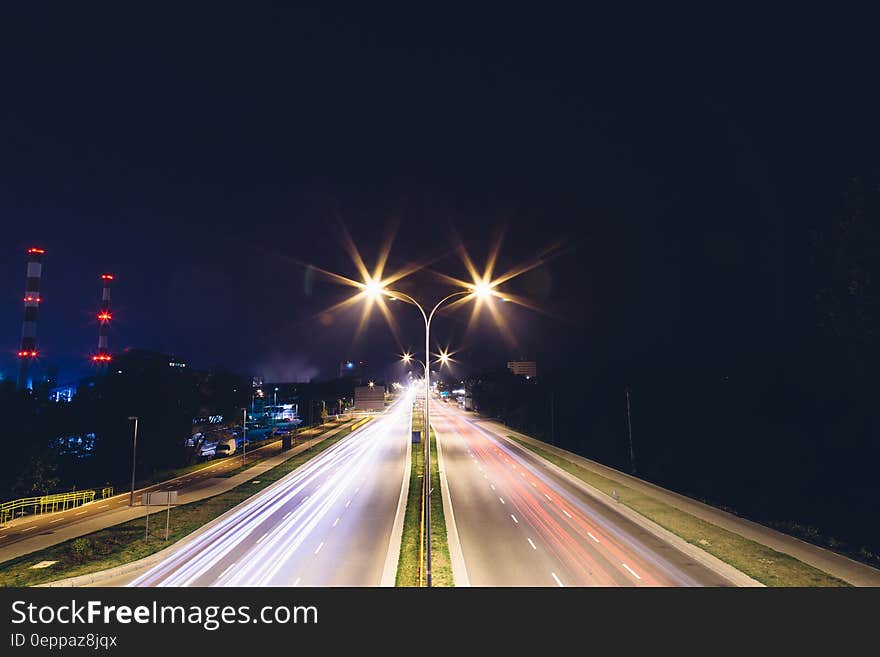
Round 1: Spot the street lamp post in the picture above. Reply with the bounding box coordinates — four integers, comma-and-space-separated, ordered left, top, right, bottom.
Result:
389, 290, 470, 587
242, 408, 247, 466
127, 416, 138, 507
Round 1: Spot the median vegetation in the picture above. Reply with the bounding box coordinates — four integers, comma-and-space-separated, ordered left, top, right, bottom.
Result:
505, 435, 849, 587
396, 404, 453, 586
0, 419, 364, 587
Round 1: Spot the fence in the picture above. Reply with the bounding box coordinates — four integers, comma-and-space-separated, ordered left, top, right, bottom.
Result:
0, 489, 96, 526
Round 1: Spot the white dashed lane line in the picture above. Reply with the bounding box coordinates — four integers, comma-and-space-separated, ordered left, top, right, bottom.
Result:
256, 532, 268, 544
544, 494, 552, 502
332, 517, 340, 527
345, 500, 351, 508
622, 563, 641, 580
499, 497, 505, 505
562, 509, 572, 519
527, 538, 537, 550
282, 511, 292, 520
219, 563, 236, 579
587, 532, 599, 543
551, 572, 564, 587
20, 526, 35, 532
314, 542, 324, 555
510, 514, 519, 524
293, 577, 301, 587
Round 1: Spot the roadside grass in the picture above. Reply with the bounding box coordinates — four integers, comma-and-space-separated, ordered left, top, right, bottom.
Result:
0, 420, 363, 587
505, 435, 849, 587
427, 426, 453, 586
395, 430, 424, 587
396, 405, 453, 586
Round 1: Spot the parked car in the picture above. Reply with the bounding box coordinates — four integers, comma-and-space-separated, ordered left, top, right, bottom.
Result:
214, 437, 237, 457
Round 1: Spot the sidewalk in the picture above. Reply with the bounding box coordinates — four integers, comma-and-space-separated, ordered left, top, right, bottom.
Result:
473, 416, 880, 587
0, 421, 354, 567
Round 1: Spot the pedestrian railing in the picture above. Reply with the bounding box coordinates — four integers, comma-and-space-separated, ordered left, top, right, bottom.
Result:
0, 489, 96, 526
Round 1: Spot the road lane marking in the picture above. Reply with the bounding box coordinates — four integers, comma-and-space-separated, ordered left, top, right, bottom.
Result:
50, 518, 64, 523
98, 505, 109, 509
302, 496, 310, 502
490, 484, 496, 490
551, 572, 564, 587
527, 538, 537, 550
293, 577, 301, 587
587, 532, 599, 543
314, 541, 324, 555
21, 526, 35, 532
219, 563, 237, 579
283, 511, 292, 520
256, 532, 268, 544
333, 517, 340, 527
345, 500, 352, 508
562, 509, 572, 519
75, 511, 87, 516
622, 563, 641, 580
510, 514, 519, 524
499, 497, 505, 505
531, 482, 536, 487
544, 494, 552, 501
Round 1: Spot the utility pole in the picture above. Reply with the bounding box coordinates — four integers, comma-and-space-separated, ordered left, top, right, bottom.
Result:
242, 408, 247, 466
625, 385, 636, 475
127, 416, 138, 506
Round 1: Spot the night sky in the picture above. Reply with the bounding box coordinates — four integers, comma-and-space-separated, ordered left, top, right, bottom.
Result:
2, 5, 878, 387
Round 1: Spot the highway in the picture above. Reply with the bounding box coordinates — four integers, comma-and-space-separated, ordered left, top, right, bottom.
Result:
129, 391, 412, 586
0, 421, 349, 555
432, 401, 735, 586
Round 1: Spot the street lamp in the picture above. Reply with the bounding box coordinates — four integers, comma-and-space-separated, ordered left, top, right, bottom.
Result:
385, 289, 482, 587
273, 387, 279, 428
127, 416, 138, 506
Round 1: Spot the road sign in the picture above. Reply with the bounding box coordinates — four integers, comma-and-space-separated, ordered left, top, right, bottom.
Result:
143, 491, 177, 540
144, 491, 177, 506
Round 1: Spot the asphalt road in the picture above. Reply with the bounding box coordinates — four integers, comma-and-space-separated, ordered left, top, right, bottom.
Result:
432, 401, 735, 586
129, 393, 411, 586
0, 422, 344, 553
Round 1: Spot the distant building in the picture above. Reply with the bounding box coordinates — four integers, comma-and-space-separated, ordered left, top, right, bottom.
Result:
354, 384, 385, 411
507, 361, 537, 378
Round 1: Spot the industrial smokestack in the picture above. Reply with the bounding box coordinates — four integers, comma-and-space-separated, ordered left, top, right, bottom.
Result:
17, 247, 45, 390
92, 273, 114, 365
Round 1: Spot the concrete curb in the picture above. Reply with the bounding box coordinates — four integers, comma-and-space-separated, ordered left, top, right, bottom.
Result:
380, 400, 413, 586
434, 423, 470, 587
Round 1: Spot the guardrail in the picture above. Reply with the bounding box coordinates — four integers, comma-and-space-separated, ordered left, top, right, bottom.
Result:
0, 489, 96, 527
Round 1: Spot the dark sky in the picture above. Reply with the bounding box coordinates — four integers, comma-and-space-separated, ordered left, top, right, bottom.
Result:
1, 5, 878, 385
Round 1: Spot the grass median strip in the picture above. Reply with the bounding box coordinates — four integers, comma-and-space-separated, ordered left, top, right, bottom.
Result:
396, 406, 453, 586
505, 435, 848, 587
0, 420, 364, 587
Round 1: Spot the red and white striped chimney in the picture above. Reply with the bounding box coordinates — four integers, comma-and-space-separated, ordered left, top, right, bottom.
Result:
92, 273, 114, 365
17, 247, 45, 390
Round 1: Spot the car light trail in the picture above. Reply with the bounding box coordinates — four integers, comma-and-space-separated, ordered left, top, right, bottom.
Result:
432, 402, 717, 586
130, 389, 414, 587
